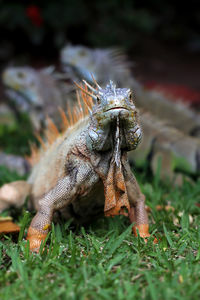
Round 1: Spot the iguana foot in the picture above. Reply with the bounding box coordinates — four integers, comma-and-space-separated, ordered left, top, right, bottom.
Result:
133, 224, 150, 238
133, 224, 158, 244
26, 226, 47, 253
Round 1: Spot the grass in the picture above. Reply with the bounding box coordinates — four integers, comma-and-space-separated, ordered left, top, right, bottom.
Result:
0, 166, 200, 300
0, 112, 36, 156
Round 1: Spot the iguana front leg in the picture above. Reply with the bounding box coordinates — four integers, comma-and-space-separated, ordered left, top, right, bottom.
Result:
27, 178, 79, 252
122, 158, 150, 238
27, 162, 95, 252
26, 204, 53, 252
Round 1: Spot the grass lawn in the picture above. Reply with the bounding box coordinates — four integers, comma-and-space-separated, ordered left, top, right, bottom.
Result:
0, 165, 200, 300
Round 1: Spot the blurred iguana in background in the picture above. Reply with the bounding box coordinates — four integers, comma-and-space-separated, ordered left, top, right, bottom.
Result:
132, 112, 200, 183
60, 45, 139, 88
1, 45, 200, 182
2, 66, 74, 131
60, 45, 200, 137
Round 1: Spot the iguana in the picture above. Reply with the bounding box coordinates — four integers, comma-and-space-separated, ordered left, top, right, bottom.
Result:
132, 112, 200, 183
2, 65, 200, 181
60, 45, 139, 89
0, 80, 151, 252
60, 44, 200, 137
2, 66, 74, 130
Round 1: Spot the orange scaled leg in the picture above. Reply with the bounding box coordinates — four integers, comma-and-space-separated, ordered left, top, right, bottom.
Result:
129, 206, 150, 238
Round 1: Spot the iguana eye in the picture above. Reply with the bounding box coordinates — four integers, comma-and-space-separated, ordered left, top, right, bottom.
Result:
96, 97, 100, 104
129, 93, 132, 101
18, 72, 25, 79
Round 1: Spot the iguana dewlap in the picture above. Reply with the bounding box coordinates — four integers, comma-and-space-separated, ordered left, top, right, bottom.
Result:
0, 80, 150, 252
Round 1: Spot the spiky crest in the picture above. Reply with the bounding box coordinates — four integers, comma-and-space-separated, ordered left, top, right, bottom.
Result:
106, 80, 116, 95
28, 81, 96, 166
91, 73, 102, 90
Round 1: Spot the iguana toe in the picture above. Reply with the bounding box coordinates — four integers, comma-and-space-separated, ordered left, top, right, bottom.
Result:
133, 224, 150, 238
133, 224, 158, 243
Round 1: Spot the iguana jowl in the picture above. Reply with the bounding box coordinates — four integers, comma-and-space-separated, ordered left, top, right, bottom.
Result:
1, 80, 150, 252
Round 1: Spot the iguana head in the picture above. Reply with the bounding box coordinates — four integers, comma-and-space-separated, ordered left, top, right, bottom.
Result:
77, 79, 141, 152
94, 81, 135, 115
2, 67, 44, 110
60, 45, 96, 82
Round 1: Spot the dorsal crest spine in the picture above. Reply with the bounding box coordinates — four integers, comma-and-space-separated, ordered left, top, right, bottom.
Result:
27, 80, 98, 166
107, 80, 116, 96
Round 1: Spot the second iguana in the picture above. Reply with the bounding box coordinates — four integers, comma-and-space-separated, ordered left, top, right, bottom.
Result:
60, 44, 200, 137
2, 66, 74, 130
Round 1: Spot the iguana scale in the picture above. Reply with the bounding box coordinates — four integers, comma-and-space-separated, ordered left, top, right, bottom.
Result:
0, 80, 150, 252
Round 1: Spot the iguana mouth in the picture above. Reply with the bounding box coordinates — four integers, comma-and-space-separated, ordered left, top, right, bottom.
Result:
5, 87, 27, 101
4, 88, 29, 108
106, 107, 129, 112
5, 88, 42, 109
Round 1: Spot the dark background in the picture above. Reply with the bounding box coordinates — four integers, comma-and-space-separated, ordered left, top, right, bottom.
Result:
0, 0, 200, 91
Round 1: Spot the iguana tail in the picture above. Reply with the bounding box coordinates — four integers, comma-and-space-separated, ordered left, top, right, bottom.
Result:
0, 181, 32, 212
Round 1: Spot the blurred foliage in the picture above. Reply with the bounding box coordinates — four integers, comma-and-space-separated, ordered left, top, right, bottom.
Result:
0, 166, 26, 186
0, 113, 36, 156
0, 0, 200, 54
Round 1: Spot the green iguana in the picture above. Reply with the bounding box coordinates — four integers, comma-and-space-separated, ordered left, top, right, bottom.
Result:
60, 45, 139, 89
132, 112, 200, 183
60, 44, 200, 137
2, 66, 74, 130
0, 80, 151, 252
2, 64, 200, 181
